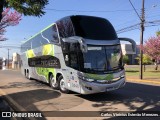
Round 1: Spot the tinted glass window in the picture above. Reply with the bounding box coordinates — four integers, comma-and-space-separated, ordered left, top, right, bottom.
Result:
61, 42, 83, 71
83, 45, 122, 73
70, 53, 78, 69
32, 34, 42, 49
40, 33, 49, 45
28, 55, 61, 68
42, 24, 59, 43
21, 24, 59, 51
70, 16, 117, 40
57, 17, 75, 38
21, 41, 31, 52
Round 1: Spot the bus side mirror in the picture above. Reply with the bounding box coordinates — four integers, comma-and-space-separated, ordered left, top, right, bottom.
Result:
119, 37, 136, 54
79, 39, 88, 53
62, 38, 78, 43
62, 36, 88, 52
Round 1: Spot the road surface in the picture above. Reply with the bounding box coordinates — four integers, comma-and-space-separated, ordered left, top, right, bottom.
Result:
0, 70, 160, 120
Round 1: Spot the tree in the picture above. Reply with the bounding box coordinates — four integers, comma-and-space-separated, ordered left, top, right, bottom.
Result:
123, 55, 129, 65
136, 54, 152, 72
156, 30, 160, 36
142, 36, 160, 70
0, 8, 21, 41
0, 0, 48, 21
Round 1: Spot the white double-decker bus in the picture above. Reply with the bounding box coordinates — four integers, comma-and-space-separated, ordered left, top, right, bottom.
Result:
21, 15, 136, 94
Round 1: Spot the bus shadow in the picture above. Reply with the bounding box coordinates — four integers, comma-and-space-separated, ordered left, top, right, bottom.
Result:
0, 79, 50, 89
2, 89, 61, 120
77, 82, 160, 112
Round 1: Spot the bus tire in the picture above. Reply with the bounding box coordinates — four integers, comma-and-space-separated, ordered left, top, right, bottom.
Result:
49, 74, 59, 90
26, 70, 31, 80
58, 75, 69, 94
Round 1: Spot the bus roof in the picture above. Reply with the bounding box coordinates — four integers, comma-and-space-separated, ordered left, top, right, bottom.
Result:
22, 15, 110, 44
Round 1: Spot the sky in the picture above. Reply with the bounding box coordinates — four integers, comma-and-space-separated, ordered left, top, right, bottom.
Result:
0, 0, 160, 58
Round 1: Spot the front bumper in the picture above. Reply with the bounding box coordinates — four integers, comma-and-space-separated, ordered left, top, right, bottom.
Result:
80, 77, 126, 94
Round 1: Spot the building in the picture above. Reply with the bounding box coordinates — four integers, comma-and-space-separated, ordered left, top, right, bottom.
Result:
121, 44, 139, 65
0, 57, 7, 70
12, 53, 21, 69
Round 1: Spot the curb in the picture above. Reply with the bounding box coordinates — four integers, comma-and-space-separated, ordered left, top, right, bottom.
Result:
126, 78, 160, 85
0, 96, 10, 111
0, 89, 26, 111
0, 89, 37, 120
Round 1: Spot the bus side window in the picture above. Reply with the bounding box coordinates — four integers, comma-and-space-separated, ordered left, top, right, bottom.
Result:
70, 53, 78, 69
42, 24, 59, 44
32, 34, 42, 48
57, 17, 75, 38
23, 41, 31, 51
52, 25, 59, 43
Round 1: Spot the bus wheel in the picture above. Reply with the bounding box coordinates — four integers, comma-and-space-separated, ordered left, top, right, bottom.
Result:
49, 74, 59, 90
26, 70, 31, 80
58, 75, 69, 94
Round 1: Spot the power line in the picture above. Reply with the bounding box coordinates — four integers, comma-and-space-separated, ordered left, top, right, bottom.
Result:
0, 45, 21, 49
44, 8, 137, 13
128, 0, 142, 21
146, 14, 160, 19
116, 20, 139, 28
116, 23, 140, 33
116, 19, 160, 34
0, 49, 7, 56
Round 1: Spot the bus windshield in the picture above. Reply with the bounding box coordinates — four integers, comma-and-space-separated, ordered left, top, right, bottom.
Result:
82, 45, 122, 73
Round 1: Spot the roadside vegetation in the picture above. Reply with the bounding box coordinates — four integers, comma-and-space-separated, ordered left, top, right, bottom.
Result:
125, 65, 160, 80
124, 31, 160, 80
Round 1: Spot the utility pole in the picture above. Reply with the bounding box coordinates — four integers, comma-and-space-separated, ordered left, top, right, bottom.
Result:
139, 0, 145, 79
8, 48, 10, 69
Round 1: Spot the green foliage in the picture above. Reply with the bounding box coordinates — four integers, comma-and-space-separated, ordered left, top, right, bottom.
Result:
123, 55, 129, 64
136, 54, 153, 65
0, 0, 48, 21
156, 30, 160, 36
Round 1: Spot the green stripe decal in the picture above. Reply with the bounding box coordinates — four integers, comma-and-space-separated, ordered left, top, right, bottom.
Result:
36, 44, 55, 81
86, 73, 113, 80
42, 44, 54, 56
26, 49, 35, 58
36, 68, 55, 82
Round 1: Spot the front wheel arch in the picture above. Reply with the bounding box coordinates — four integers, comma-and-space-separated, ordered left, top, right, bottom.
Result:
49, 72, 59, 89
58, 75, 69, 94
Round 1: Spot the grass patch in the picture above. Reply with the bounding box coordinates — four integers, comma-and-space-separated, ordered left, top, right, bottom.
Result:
125, 65, 160, 79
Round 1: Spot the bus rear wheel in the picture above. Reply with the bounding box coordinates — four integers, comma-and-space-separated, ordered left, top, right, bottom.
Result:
58, 75, 69, 94
26, 70, 31, 80
49, 74, 59, 90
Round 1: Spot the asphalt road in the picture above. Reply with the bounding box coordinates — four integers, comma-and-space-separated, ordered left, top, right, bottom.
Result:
0, 70, 160, 120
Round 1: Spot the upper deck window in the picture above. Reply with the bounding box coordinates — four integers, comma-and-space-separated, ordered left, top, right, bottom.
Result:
42, 24, 59, 43
57, 17, 75, 38
70, 16, 117, 40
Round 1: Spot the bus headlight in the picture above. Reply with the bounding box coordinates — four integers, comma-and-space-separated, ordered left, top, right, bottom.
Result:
96, 80, 108, 83
120, 73, 125, 78
86, 78, 95, 82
